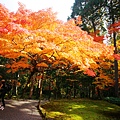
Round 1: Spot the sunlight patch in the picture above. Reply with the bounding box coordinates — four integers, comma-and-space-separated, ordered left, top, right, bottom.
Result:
71, 114, 83, 120
90, 105, 98, 108
107, 107, 114, 110
72, 105, 86, 109
48, 111, 66, 118
7, 104, 16, 108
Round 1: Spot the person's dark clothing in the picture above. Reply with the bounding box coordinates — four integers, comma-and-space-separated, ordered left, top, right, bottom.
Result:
0, 83, 6, 107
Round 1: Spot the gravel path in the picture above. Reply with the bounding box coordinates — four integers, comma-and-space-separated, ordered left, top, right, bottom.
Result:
0, 99, 43, 120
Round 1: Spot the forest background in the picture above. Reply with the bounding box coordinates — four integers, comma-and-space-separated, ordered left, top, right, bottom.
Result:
0, 0, 120, 104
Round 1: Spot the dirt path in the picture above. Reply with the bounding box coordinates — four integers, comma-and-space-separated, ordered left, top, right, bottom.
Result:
0, 99, 44, 120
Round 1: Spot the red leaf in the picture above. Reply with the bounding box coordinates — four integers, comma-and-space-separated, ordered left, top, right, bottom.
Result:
94, 36, 104, 42
84, 69, 96, 77
108, 21, 120, 33
0, 27, 8, 33
113, 54, 120, 60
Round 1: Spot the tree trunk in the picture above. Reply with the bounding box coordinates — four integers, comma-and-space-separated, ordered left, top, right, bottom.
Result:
110, 0, 119, 97
12, 81, 17, 96
73, 82, 75, 98
22, 71, 35, 97
29, 77, 34, 99
48, 80, 51, 100
38, 78, 43, 108
91, 20, 96, 33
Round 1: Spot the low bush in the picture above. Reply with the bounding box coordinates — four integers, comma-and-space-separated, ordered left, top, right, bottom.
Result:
104, 97, 120, 106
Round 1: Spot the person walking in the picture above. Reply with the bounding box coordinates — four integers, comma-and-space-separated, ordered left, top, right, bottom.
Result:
0, 80, 6, 110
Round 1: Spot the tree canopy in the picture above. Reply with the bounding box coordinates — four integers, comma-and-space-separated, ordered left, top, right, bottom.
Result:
0, 3, 114, 78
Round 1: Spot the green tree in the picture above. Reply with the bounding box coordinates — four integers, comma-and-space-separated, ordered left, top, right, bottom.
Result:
70, 0, 120, 34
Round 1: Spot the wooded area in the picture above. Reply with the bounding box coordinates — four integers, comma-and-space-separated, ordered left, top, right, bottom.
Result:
0, 0, 120, 108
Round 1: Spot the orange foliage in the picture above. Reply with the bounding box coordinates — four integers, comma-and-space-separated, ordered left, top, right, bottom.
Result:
37, 62, 48, 68
94, 74, 115, 89
93, 59, 115, 89
0, 3, 114, 77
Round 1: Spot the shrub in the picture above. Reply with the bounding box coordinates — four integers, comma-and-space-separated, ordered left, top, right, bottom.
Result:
104, 97, 120, 106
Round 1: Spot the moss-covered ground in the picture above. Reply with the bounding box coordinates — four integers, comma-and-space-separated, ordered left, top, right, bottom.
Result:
41, 99, 120, 120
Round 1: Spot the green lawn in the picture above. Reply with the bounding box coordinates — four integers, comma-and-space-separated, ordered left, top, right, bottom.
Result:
41, 99, 120, 120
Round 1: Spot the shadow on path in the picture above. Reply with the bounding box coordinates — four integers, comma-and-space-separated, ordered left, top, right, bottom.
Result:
0, 99, 43, 120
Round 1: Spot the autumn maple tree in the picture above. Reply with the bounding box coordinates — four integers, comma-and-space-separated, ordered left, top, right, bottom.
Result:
0, 3, 115, 99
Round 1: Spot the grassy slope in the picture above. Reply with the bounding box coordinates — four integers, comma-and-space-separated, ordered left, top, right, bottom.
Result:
41, 99, 120, 120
